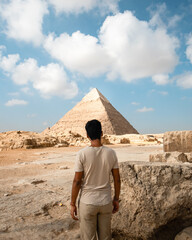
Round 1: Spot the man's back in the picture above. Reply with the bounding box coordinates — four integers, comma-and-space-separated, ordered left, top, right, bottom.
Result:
70, 119, 120, 240
75, 146, 118, 205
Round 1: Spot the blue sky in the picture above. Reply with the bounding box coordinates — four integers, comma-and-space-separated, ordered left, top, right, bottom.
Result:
0, 0, 192, 134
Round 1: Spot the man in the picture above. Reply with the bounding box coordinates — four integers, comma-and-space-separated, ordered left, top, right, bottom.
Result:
70, 119, 121, 240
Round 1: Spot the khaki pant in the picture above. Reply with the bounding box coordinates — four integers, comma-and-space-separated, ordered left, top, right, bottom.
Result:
79, 202, 112, 240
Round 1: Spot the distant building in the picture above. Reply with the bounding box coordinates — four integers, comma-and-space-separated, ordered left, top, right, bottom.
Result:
43, 88, 138, 136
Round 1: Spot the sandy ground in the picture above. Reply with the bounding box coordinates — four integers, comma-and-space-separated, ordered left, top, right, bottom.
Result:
0, 144, 163, 240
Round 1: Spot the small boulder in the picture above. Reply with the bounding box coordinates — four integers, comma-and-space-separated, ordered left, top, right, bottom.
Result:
120, 138, 130, 144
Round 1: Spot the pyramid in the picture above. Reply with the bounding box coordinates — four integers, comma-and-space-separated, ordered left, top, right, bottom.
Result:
45, 88, 139, 136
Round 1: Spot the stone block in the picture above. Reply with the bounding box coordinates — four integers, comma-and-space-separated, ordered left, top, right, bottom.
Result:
164, 131, 192, 153
112, 162, 192, 240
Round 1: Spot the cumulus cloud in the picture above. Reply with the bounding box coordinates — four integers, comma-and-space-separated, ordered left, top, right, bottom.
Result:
0, 54, 20, 73
0, 0, 48, 46
137, 107, 154, 113
152, 74, 170, 85
176, 72, 192, 89
148, 3, 182, 29
186, 34, 192, 64
100, 11, 179, 82
5, 99, 28, 106
33, 63, 78, 99
48, 0, 119, 15
0, 53, 78, 99
12, 58, 38, 85
44, 11, 179, 83
44, 31, 111, 77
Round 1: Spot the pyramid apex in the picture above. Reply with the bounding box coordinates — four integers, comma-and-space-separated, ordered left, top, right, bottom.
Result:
81, 88, 109, 103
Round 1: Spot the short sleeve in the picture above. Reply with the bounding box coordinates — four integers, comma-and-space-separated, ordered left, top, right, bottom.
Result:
74, 151, 84, 172
112, 150, 119, 169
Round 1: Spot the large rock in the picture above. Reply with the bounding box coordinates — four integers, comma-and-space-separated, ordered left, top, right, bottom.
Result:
112, 161, 192, 240
149, 152, 192, 163
175, 226, 192, 240
164, 131, 192, 153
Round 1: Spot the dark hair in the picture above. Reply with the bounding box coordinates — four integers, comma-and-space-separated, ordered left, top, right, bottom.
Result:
85, 119, 102, 140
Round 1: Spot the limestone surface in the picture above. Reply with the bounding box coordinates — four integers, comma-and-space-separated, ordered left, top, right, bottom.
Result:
112, 161, 192, 240
0, 131, 163, 151
164, 131, 192, 153
149, 152, 192, 163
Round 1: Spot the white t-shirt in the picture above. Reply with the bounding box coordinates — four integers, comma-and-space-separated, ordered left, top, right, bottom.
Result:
74, 145, 119, 206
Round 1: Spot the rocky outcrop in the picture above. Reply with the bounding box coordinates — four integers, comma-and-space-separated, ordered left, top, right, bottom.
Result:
112, 161, 192, 240
0, 131, 75, 150
164, 131, 192, 153
0, 131, 163, 151
175, 227, 192, 240
102, 134, 163, 145
149, 152, 192, 163
0, 131, 61, 150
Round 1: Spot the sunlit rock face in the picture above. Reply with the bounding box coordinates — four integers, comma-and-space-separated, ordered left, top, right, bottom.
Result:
112, 161, 192, 240
164, 131, 192, 153
149, 152, 192, 163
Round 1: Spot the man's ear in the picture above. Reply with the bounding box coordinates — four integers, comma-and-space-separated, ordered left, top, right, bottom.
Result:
87, 134, 90, 140
101, 131, 103, 137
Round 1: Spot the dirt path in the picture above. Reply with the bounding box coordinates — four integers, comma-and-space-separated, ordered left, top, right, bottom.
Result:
0, 144, 163, 240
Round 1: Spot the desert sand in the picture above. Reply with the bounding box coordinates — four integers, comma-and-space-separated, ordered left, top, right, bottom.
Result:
0, 144, 163, 240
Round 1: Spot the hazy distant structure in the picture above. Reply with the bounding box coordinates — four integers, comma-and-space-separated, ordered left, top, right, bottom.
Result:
45, 88, 138, 136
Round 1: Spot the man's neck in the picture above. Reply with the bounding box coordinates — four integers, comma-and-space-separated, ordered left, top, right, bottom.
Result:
90, 139, 102, 147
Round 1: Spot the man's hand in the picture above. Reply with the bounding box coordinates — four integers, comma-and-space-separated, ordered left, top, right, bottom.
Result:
112, 200, 119, 214
70, 171, 83, 220
112, 168, 121, 214
70, 205, 78, 220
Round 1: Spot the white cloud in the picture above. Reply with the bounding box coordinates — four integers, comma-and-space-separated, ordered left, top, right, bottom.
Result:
44, 11, 179, 83
168, 15, 182, 28
100, 11, 179, 82
137, 107, 154, 113
176, 72, 192, 89
0, 0, 48, 46
148, 3, 182, 29
148, 3, 167, 28
33, 63, 78, 99
0, 54, 20, 73
131, 102, 140, 105
44, 31, 111, 77
186, 34, 192, 64
12, 58, 38, 85
48, 0, 119, 15
5, 99, 28, 106
152, 74, 170, 85
0, 53, 78, 99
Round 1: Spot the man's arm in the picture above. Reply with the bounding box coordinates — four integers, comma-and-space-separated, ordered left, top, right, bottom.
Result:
70, 171, 83, 220
111, 168, 121, 214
